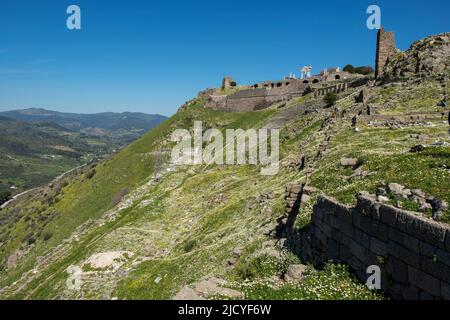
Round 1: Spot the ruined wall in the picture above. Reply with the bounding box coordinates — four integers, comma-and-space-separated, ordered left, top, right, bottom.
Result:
297, 194, 450, 300
313, 83, 348, 98
212, 81, 310, 112
376, 27, 396, 78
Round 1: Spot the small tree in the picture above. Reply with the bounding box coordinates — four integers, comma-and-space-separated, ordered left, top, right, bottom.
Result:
354, 66, 374, 75
0, 190, 11, 205
324, 92, 338, 108
343, 64, 355, 73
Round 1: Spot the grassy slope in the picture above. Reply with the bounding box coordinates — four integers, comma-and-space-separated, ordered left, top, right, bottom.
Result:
0, 79, 449, 300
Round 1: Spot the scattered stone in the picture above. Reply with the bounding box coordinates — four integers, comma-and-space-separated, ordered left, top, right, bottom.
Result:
84, 251, 134, 272
277, 238, 288, 249
302, 186, 318, 195
377, 195, 389, 203
194, 277, 242, 299
419, 202, 432, 212
411, 189, 426, 198
232, 248, 242, 258
227, 258, 237, 267
173, 286, 205, 300
427, 197, 449, 221
340, 158, 358, 167
284, 264, 308, 282
376, 187, 387, 196
387, 183, 411, 199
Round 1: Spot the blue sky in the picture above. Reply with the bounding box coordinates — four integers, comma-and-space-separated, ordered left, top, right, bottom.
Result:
0, 0, 449, 116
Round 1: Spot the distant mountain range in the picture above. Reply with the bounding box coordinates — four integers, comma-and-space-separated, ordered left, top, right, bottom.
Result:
0, 108, 167, 200
0, 108, 167, 142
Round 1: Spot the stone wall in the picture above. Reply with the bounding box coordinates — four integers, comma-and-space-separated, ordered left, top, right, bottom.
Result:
296, 193, 450, 300
375, 27, 396, 78
313, 83, 348, 98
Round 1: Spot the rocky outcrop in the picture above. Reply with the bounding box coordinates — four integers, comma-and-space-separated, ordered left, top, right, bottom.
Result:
383, 33, 450, 81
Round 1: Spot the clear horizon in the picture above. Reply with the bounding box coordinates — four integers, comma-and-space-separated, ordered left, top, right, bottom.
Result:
1, 0, 449, 117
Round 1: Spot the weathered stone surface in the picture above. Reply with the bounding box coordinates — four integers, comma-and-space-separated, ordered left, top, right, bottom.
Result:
370, 237, 388, 256
408, 266, 441, 297
380, 205, 398, 227
402, 286, 420, 300
194, 277, 243, 298
387, 183, 411, 199
388, 241, 420, 267
384, 33, 450, 80
302, 192, 450, 300
340, 158, 358, 167
284, 264, 307, 282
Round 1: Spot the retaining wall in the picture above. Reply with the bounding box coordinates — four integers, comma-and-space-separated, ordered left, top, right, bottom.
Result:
296, 193, 450, 300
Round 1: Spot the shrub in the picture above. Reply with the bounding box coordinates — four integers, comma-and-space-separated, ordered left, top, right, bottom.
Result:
183, 239, 197, 252
343, 64, 355, 73
42, 232, 53, 241
324, 92, 338, 107
0, 190, 11, 205
85, 168, 96, 179
354, 66, 374, 75
343, 64, 374, 75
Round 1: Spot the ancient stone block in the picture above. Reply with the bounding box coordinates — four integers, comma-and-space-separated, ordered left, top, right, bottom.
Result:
442, 282, 450, 300
420, 256, 450, 282
354, 227, 371, 249
287, 184, 302, 194
367, 220, 389, 242
317, 196, 338, 214
419, 291, 435, 300
418, 240, 437, 258
402, 286, 420, 300
370, 237, 388, 256
445, 233, 450, 251
390, 257, 409, 285
351, 241, 367, 260
388, 241, 420, 268
335, 203, 352, 223
338, 245, 351, 262
398, 211, 447, 248
337, 218, 354, 238
436, 248, 450, 267
379, 204, 398, 227
407, 266, 441, 297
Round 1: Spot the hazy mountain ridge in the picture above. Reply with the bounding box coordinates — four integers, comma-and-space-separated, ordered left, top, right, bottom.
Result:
0, 108, 167, 136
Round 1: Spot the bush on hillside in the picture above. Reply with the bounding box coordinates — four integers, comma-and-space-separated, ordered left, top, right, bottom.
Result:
324, 92, 338, 107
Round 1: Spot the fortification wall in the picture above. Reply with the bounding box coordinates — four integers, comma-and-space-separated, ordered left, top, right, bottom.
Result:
293, 193, 450, 300
313, 83, 348, 98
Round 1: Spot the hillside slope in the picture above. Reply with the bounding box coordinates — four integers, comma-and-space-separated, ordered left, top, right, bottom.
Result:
0, 35, 449, 300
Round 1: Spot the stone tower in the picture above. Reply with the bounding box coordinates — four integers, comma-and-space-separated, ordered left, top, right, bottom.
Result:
222, 77, 237, 90
375, 27, 396, 78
